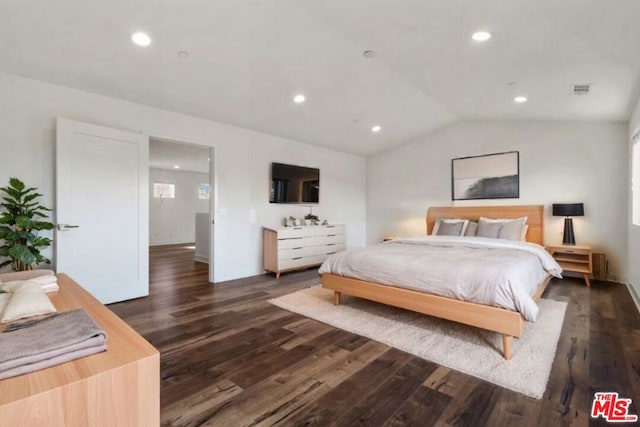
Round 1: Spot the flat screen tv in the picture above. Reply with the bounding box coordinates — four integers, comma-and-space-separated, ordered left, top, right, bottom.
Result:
270, 162, 319, 204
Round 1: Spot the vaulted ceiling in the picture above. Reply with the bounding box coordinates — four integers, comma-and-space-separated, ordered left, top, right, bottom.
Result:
1, 1, 639, 155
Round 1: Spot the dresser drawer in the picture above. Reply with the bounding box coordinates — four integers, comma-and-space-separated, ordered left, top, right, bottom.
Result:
316, 234, 345, 246
277, 236, 315, 249
277, 227, 315, 239
279, 255, 325, 270
278, 246, 317, 260
315, 244, 345, 256
315, 225, 345, 237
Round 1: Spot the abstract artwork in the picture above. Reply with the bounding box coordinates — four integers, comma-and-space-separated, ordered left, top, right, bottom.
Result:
451, 151, 519, 200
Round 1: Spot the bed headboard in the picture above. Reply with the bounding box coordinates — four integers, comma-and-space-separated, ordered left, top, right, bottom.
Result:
426, 205, 545, 245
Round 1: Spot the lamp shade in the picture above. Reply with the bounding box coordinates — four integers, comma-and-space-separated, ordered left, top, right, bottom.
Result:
552, 203, 584, 217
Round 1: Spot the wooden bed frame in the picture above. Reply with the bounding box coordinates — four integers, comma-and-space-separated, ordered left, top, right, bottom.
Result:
321, 205, 551, 360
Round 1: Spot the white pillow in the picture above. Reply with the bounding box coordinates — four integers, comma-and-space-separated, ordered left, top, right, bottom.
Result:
432, 219, 469, 236
478, 217, 528, 241
1, 283, 57, 323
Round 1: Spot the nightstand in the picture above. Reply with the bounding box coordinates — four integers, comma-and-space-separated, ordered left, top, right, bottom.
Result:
546, 244, 592, 287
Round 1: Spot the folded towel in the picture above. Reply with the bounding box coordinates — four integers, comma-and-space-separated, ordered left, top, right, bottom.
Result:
1, 275, 59, 293
0, 309, 107, 380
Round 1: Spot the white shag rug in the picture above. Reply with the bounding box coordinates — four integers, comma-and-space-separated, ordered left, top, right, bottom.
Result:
269, 286, 567, 399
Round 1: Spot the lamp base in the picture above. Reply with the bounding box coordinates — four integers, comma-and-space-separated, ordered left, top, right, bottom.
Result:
562, 217, 576, 245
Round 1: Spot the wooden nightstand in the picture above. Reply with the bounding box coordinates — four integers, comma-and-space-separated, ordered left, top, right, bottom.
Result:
546, 244, 593, 287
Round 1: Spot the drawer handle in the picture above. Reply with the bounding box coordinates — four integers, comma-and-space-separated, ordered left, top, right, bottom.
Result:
326, 225, 335, 228
327, 252, 336, 255
292, 247, 303, 250
292, 227, 302, 230
565, 250, 574, 253
327, 234, 336, 237
292, 257, 302, 260
327, 243, 336, 246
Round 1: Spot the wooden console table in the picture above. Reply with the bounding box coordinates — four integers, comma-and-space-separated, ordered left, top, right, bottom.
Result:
0, 274, 159, 426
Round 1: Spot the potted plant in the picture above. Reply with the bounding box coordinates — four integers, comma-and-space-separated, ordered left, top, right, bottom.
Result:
0, 178, 54, 271
304, 213, 319, 225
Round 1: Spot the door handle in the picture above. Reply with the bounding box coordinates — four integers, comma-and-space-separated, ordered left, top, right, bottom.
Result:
57, 224, 80, 231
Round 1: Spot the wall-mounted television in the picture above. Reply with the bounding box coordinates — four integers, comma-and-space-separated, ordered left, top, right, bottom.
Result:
270, 162, 319, 204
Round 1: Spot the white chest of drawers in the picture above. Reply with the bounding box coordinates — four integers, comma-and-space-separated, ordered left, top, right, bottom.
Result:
263, 225, 346, 278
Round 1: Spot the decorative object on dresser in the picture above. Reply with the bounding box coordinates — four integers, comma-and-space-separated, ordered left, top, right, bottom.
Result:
546, 244, 592, 287
263, 225, 345, 278
552, 203, 584, 245
451, 151, 519, 201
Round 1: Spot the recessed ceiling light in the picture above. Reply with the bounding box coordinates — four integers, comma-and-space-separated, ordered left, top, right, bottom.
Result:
131, 32, 152, 47
514, 96, 528, 103
177, 50, 189, 58
293, 94, 306, 103
371, 125, 382, 133
173, 165, 180, 169
471, 31, 493, 42
362, 50, 375, 58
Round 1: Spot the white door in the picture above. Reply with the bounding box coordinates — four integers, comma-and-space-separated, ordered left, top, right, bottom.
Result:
56, 118, 149, 304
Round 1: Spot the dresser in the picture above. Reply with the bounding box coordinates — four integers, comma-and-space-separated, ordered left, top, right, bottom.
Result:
263, 225, 346, 278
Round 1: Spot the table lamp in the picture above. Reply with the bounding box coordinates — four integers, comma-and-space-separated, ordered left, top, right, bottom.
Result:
552, 203, 584, 245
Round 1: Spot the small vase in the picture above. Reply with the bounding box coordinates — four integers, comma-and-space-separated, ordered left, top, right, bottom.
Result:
304, 219, 311, 226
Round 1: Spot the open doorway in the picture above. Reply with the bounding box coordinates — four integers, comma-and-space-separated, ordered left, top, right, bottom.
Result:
148, 138, 213, 284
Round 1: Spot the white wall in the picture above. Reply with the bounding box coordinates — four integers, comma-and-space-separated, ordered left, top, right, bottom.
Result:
149, 168, 209, 246
628, 95, 640, 303
0, 72, 367, 282
368, 120, 628, 281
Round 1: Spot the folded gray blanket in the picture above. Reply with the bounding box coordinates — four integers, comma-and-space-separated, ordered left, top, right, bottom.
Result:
0, 309, 107, 380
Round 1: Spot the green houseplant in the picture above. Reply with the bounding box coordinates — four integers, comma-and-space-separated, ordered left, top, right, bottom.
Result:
0, 178, 54, 271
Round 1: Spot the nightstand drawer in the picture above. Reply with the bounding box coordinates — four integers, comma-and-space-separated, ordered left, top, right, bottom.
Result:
554, 247, 589, 256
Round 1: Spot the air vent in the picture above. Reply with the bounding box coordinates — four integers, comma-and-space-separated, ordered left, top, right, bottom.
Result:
571, 84, 591, 96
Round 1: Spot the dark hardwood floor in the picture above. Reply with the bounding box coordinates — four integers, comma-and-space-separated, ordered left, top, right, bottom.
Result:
108, 244, 640, 426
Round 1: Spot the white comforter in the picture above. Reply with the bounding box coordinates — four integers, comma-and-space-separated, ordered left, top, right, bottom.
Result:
318, 236, 563, 321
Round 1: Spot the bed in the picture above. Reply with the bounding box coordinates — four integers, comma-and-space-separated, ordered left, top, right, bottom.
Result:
319, 205, 561, 360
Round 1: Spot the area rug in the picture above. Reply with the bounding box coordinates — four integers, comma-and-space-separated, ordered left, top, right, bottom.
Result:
269, 286, 567, 399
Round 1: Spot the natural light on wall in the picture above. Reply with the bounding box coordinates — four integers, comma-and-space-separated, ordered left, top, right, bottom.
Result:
153, 182, 175, 199
633, 131, 640, 225
198, 183, 210, 200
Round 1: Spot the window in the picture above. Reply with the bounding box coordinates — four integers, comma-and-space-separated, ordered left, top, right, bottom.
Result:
633, 130, 640, 225
153, 182, 175, 199
198, 183, 210, 200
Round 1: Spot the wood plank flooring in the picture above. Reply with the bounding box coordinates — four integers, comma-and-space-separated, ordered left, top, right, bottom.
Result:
108, 244, 640, 426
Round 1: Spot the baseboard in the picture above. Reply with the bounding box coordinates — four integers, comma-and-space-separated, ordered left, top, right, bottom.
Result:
194, 254, 209, 264
627, 283, 640, 314
149, 240, 194, 247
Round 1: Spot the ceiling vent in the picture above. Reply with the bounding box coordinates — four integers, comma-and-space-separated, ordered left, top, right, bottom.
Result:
571, 84, 591, 96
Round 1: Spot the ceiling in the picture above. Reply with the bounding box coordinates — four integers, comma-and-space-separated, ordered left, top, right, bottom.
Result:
1, 1, 639, 155
150, 139, 210, 173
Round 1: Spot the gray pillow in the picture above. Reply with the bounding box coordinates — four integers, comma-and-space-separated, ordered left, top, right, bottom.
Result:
498, 220, 525, 241
436, 221, 464, 236
477, 221, 502, 239
465, 221, 478, 237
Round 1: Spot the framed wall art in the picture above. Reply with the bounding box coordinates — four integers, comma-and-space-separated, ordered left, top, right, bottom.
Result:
451, 151, 519, 201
